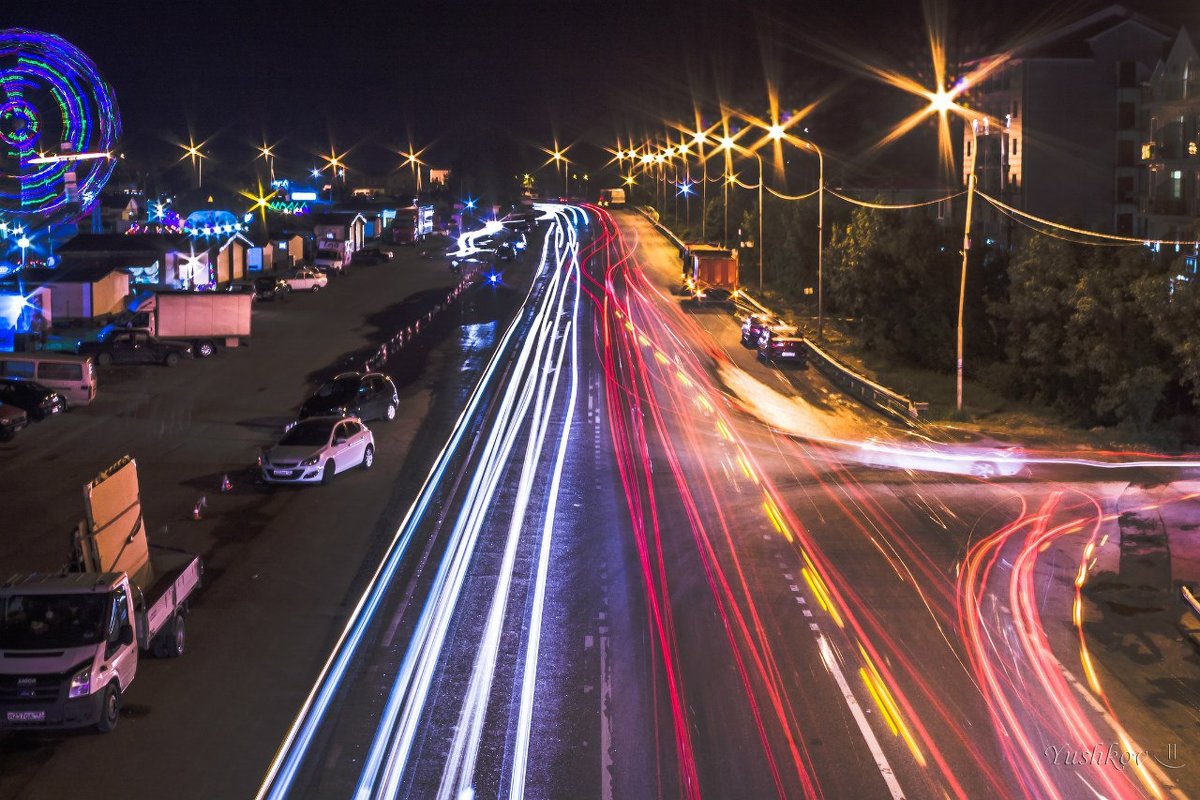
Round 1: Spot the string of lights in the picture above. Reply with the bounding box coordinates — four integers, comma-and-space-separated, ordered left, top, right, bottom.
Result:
826, 187, 965, 210
977, 191, 1200, 247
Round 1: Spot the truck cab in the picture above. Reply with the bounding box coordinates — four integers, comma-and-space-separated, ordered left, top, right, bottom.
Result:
0, 573, 137, 732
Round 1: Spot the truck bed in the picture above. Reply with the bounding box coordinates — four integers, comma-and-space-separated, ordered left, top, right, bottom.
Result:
155, 292, 252, 338
140, 546, 202, 646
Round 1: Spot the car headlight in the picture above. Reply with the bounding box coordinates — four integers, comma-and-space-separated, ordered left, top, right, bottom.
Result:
68, 664, 92, 698
300, 454, 322, 466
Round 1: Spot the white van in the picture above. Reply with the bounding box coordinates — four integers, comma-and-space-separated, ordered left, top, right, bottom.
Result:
0, 352, 97, 406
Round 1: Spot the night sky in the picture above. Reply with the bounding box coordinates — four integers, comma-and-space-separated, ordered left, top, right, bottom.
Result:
2, 0, 1194, 196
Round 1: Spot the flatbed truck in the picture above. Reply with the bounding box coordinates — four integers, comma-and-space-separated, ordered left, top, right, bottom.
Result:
0, 456, 202, 732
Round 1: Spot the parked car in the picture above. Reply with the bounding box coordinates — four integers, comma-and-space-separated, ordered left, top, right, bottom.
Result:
77, 329, 194, 367
298, 371, 399, 422
0, 402, 29, 441
260, 416, 375, 485
757, 332, 807, 367
284, 268, 329, 293
855, 436, 1028, 479
740, 314, 780, 348
224, 280, 258, 299
351, 247, 391, 266
0, 378, 68, 420
254, 276, 291, 301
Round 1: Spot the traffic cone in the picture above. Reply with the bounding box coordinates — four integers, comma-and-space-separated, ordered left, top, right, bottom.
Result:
192, 496, 207, 520
220, 473, 232, 493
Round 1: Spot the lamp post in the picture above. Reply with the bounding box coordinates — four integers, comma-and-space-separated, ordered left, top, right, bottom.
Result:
766, 126, 826, 336
957, 120, 980, 413
718, 136, 764, 292
182, 142, 204, 188
259, 144, 275, 184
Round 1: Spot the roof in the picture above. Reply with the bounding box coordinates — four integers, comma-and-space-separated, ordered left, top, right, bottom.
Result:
0, 572, 121, 593
98, 194, 138, 210
58, 233, 188, 254
20, 263, 129, 284
1013, 5, 1171, 60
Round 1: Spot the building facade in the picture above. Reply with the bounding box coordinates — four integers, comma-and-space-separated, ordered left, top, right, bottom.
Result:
1140, 28, 1200, 256
961, 6, 1172, 247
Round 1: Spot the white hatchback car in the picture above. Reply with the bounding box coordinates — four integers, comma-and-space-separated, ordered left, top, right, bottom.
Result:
261, 416, 374, 485
284, 268, 329, 292
855, 437, 1027, 479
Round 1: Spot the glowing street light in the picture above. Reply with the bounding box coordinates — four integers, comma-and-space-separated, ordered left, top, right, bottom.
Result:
401, 145, 427, 192
258, 143, 276, 184
179, 137, 207, 188
16, 235, 30, 267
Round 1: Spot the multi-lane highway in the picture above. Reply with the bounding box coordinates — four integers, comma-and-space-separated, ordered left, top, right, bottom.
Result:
261, 205, 1199, 800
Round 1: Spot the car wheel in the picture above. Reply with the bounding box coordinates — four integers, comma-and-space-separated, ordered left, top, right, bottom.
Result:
164, 352, 180, 367
362, 444, 374, 470
311, 284, 320, 293
970, 462, 997, 480
321, 462, 335, 485
97, 352, 113, 367
97, 683, 120, 733
196, 341, 216, 358
385, 403, 397, 422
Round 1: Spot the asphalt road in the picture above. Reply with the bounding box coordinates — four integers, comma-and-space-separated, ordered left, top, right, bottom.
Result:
592, 208, 1200, 799
4, 205, 1198, 800
0, 238, 540, 799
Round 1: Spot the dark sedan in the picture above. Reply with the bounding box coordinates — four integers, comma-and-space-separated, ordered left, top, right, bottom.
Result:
0, 402, 29, 441
298, 371, 399, 422
254, 276, 291, 301
0, 378, 68, 420
350, 247, 391, 266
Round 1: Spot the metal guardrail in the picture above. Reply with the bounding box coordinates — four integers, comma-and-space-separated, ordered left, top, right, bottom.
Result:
803, 338, 926, 422
1182, 585, 1200, 651
632, 206, 927, 422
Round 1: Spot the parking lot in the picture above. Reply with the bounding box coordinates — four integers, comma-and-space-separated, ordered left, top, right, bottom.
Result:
0, 238, 540, 799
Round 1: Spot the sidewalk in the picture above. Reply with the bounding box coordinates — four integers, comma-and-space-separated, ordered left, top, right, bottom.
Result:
1070, 480, 1200, 791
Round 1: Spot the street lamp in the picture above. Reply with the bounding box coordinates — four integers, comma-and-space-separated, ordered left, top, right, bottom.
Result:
717, 135, 764, 292
401, 146, 425, 193
180, 139, 205, 188
957, 119, 980, 413
259, 144, 276, 184
761, 123, 826, 335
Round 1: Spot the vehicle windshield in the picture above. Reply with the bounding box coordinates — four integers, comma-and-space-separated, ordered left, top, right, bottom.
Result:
0, 593, 108, 650
278, 420, 333, 447
314, 377, 357, 400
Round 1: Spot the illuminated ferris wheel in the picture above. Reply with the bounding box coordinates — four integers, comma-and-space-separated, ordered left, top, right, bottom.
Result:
0, 28, 121, 231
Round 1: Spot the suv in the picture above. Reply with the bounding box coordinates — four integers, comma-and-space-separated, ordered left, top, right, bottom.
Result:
740, 314, 779, 348
757, 329, 807, 367
298, 371, 399, 422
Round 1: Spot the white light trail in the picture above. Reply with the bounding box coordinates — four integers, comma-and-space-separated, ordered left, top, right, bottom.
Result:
354, 208, 583, 799
257, 213, 562, 800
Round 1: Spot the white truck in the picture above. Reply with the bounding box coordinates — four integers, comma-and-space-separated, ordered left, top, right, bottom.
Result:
101, 290, 252, 358
315, 238, 353, 274
0, 456, 202, 733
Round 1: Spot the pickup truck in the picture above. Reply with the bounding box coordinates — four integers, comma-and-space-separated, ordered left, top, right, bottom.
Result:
0, 456, 202, 732
77, 329, 194, 367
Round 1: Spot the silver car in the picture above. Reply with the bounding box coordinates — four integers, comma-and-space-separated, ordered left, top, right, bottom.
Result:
261, 416, 375, 485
